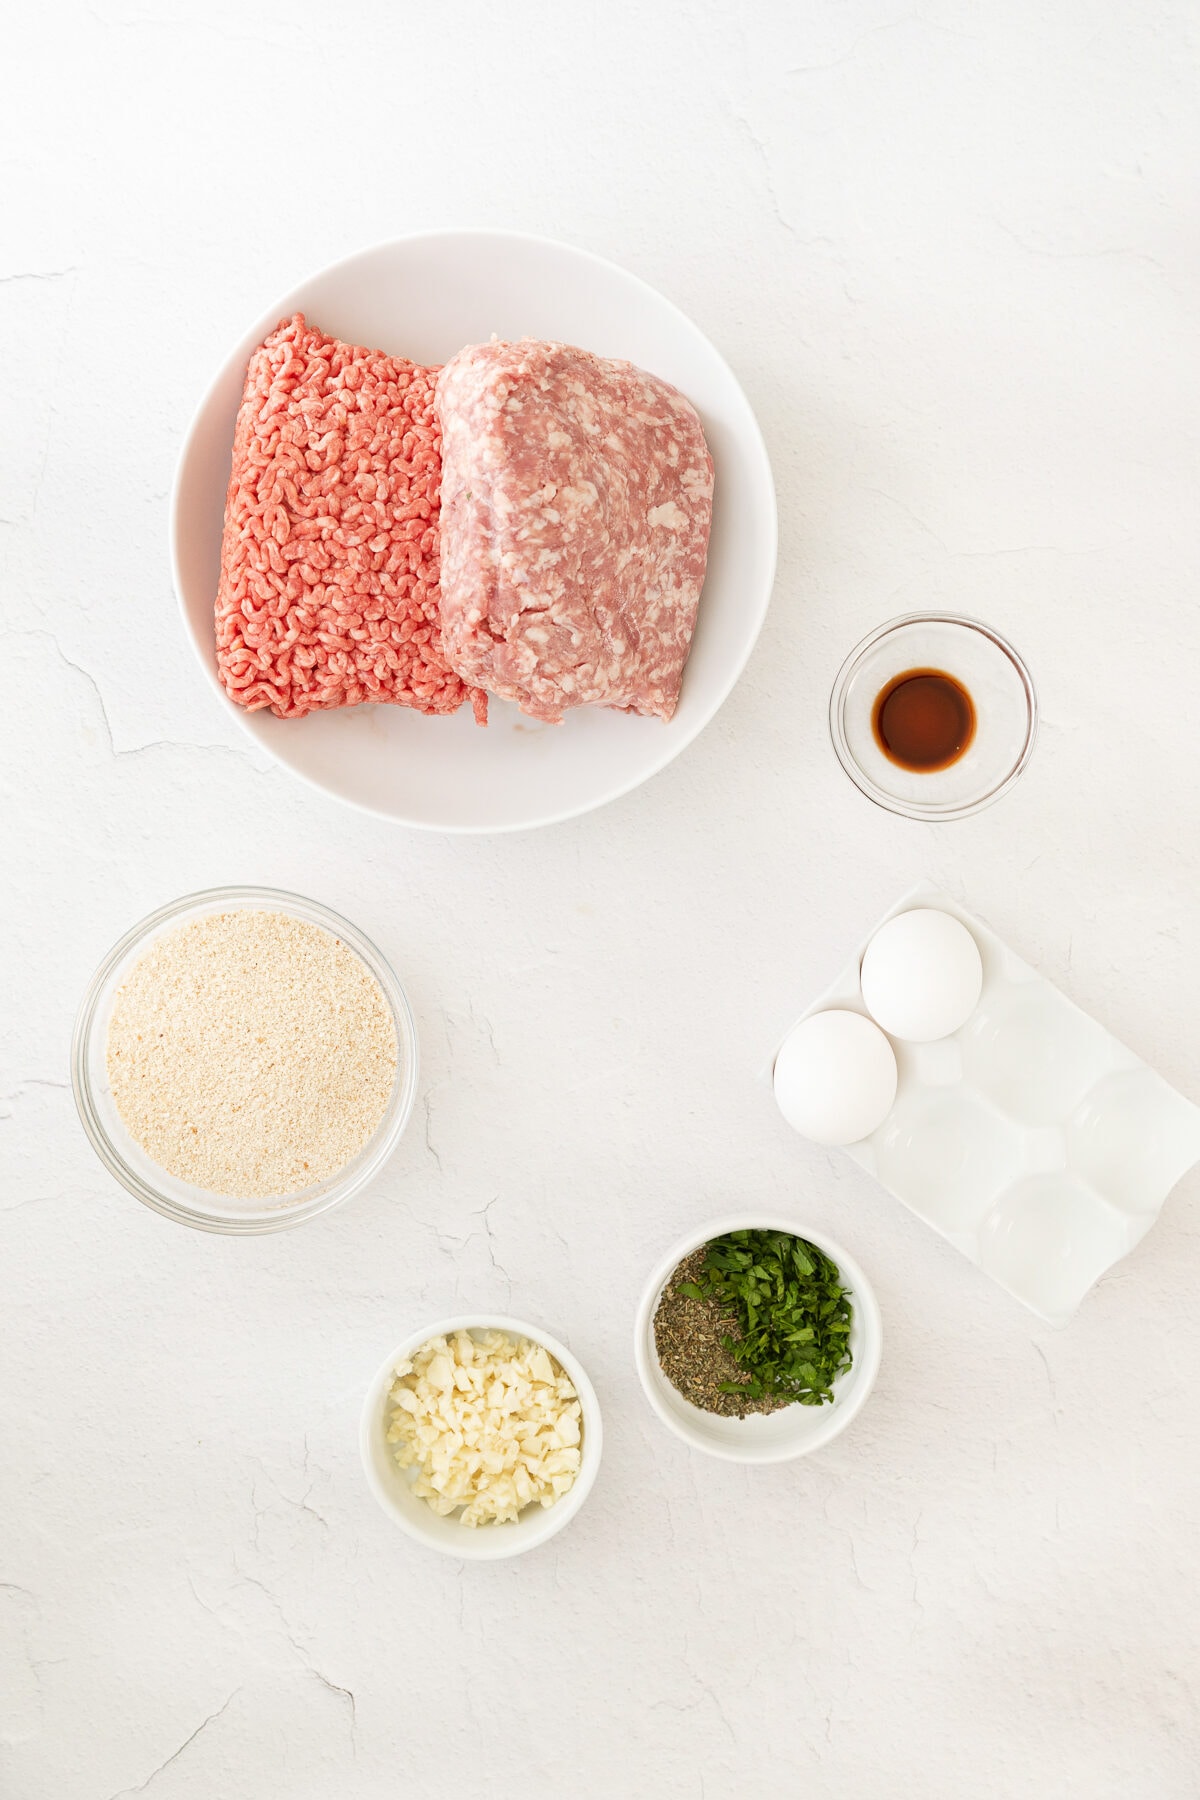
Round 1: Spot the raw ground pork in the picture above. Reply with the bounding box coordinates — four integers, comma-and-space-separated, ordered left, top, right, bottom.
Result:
216, 314, 486, 722
434, 338, 714, 724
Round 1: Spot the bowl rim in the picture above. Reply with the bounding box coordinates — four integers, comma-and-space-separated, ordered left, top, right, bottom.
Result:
70, 884, 419, 1235
828, 611, 1038, 822
359, 1313, 603, 1559
633, 1213, 882, 1463
169, 225, 779, 834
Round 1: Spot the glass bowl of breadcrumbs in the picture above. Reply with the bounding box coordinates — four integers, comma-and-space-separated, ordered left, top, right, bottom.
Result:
71, 887, 418, 1233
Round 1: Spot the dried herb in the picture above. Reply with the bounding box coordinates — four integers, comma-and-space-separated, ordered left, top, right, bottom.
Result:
654, 1247, 791, 1418
689, 1229, 853, 1407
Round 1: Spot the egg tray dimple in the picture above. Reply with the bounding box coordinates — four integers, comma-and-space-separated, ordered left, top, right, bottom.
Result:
784, 885, 1200, 1327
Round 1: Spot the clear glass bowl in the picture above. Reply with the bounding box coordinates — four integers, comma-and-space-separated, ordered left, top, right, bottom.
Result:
71, 886, 419, 1234
829, 614, 1037, 820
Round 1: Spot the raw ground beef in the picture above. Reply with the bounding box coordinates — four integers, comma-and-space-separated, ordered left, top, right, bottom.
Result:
434, 338, 714, 724
215, 314, 486, 722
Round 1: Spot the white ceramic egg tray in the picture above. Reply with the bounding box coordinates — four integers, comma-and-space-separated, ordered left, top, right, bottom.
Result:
788, 886, 1200, 1326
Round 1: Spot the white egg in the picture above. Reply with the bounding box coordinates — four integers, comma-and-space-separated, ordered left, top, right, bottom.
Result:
773, 1009, 898, 1146
860, 908, 983, 1043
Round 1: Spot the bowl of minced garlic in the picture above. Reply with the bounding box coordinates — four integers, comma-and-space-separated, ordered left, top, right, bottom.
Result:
360, 1317, 603, 1559
71, 887, 417, 1232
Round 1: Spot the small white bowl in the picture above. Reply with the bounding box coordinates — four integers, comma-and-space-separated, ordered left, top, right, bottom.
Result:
360, 1315, 603, 1559
633, 1216, 882, 1463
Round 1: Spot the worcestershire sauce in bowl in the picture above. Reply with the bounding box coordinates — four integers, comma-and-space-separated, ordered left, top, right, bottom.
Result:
872, 669, 976, 772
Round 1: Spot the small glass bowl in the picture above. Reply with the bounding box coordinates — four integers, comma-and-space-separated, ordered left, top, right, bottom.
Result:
71, 886, 419, 1235
829, 614, 1037, 820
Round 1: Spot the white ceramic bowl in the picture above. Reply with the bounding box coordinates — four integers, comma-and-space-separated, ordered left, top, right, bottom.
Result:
360, 1314, 603, 1559
633, 1216, 882, 1463
171, 229, 777, 833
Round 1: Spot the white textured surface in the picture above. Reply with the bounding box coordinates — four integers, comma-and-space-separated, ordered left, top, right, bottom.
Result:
3, 2, 1199, 1795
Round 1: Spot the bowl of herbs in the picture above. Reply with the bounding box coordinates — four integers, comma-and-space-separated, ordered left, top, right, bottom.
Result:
633, 1215, 882, 1462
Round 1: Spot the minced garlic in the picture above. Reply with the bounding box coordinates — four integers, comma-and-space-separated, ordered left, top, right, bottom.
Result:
387, 1330, 583, 1527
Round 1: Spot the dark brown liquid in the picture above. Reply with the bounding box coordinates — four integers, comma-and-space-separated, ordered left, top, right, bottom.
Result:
872, 668, 976, 772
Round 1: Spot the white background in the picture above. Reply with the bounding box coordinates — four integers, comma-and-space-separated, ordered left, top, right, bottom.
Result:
3, 2, 1199, 1795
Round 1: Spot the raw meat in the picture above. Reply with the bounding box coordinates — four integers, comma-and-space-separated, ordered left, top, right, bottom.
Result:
434, 338, 714, 724
215, 314, 486, 723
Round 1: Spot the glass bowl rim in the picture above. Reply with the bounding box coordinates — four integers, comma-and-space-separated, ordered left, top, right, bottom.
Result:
70, 884, 419, 1235
828, 612, 1038, 821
